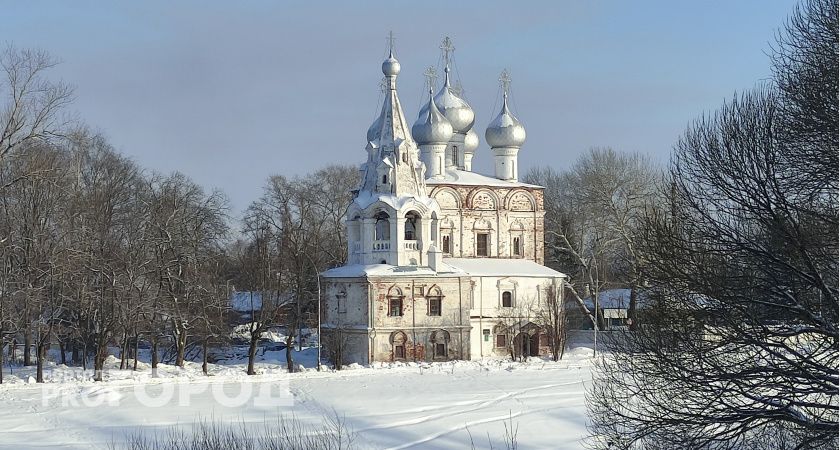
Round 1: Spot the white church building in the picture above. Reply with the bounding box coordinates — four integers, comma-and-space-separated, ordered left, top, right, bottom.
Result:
321, 37, 567, 365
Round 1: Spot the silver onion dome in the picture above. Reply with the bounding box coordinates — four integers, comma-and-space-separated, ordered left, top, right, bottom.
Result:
464, 128, 479, 153
367, 109, 383, 143
424, 66, 474, 134
412, 89, 454, 145
382, 53, 400, 77
485, 93, 526, 148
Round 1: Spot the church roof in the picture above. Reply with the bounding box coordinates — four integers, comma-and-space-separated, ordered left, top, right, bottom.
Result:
322, 263, 465, 278
444, 258, 566, 278
322, 258, 565, 279
426, 169, 542, 189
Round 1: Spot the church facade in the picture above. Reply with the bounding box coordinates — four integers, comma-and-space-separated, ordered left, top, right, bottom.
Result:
321, 37, 566, 365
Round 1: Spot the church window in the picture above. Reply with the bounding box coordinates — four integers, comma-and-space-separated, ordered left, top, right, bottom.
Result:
502, 291, 513, 308
512, 236, 522, 257
442, 234, 451, 254
375, 212, 390, 240
452, 146, 458, 166
382, 175, 387, 184
404, 212, 419, 240
337, 294, 346, 313
483, 329, 491, 342
495, 334, 507, 348
391, 331, 408, 360
428, 297, 441, 316
388, 298, 403, 317
476, 233, 489, 257
430, 330, 450, 360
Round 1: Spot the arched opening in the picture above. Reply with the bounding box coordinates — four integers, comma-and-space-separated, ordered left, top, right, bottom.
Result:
374, 211, 390, 241
390, 331, 408, 361
404, 211, 420, 241
430, 330, 451, 360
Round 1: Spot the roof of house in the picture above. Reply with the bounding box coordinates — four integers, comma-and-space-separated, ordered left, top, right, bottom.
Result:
583, 288, 647, 310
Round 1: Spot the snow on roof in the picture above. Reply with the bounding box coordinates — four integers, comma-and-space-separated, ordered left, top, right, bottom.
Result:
230, 291, 292, 312
322, 263, 465, 278
444, 258, 566, 278
583, 288, 648, 310
323, 259, 565, 279
351, 191, 438, 212
427, 169, 542, 189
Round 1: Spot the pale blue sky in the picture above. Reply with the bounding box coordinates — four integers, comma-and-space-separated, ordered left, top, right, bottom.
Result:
5, 1, 795, 214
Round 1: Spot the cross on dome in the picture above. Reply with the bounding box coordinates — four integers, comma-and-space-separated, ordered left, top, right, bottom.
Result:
499, 69, 512, 96
440, 36, 455, 68
387, 31, 396, 56
423, 66, 437, 91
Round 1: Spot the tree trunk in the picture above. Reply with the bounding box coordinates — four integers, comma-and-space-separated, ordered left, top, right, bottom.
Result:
151, 336, 159, 371
175, 328, 187, 367
119, 332, 128, 370
285, 333, 295, 373
81, 341, 87, 371
0, 337, 4, 384
71, 341, 80, 365
10, 339, 16, 364
132, 333, 139, 371
93, 337, 108, 382
202, 339, 208, 375
59, 340, 66, 366
23, 329, 32, 366
36, 341, 45, 383
247, 334, 259, 375
628, 285, 638, 331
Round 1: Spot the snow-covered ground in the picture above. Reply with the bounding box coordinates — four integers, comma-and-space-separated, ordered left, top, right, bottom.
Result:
0, 346, 594, 449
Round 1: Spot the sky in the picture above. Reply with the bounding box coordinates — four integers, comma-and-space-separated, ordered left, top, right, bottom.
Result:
5, 0, 796, 216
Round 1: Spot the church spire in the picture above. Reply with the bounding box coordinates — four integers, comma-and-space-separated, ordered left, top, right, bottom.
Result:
359, 32, 425, 197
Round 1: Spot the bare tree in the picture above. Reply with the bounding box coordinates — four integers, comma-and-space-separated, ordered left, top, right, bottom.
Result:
588, 2, 837, 446
0, 45, 73, 175
533, 283, 570, 361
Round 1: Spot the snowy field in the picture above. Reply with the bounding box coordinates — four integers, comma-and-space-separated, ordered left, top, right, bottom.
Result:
0, 346, 594, 449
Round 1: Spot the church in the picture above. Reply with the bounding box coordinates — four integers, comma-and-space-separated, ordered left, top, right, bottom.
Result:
321, 36, 567, 365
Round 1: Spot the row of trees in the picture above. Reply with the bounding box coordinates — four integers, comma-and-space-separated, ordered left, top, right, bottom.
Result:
0, 44, 357, 382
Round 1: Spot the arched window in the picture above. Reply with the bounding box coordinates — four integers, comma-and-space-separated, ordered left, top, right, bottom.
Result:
382, 174, 388, 184
375, 211, 390, 240
512, 236, 522, 257
391, 331, 407, 360
404, 211, 419, 240
502, 291, 513, 308
430, 330, 450, 360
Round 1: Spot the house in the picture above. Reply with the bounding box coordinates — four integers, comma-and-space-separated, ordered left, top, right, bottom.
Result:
321, 37, 567, 365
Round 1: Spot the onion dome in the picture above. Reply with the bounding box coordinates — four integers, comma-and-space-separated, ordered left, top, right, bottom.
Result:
464, 128, 479, 153
367, 108, 384, 143
412, 88, 454, 145
427, 66, 474, 134
382, 53, 400, 77
485, 92, 526, 148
